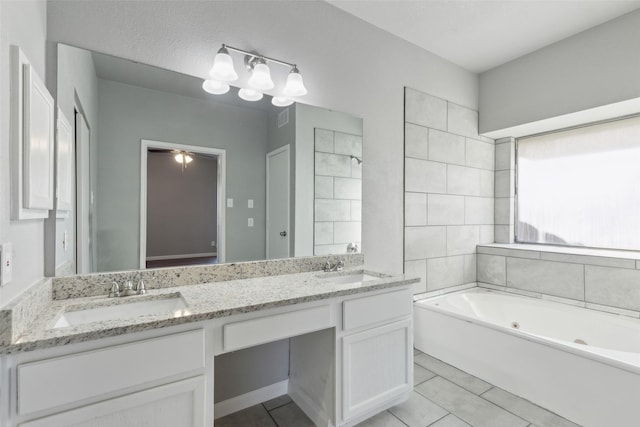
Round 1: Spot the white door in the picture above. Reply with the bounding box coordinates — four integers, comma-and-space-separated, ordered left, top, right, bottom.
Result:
75, 111, 91, 274
266, 145, 290, 259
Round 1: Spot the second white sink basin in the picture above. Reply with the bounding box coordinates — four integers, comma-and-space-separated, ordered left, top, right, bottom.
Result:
320, 273, 381, 285
53, 296, 188, 329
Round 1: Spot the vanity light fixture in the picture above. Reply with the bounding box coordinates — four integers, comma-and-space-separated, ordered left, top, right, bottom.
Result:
204, 43, 307, 105
271, 96, 294, 107
238, 88, 263, 102
209, 46, 238, 82
247, 57, 274, 91
202, 79, 230, 95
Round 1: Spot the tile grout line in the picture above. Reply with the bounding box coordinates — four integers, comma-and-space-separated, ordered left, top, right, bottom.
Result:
386, 409, 411, 427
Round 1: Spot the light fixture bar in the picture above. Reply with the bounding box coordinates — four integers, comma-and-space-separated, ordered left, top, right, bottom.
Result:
222, 44, 297, 69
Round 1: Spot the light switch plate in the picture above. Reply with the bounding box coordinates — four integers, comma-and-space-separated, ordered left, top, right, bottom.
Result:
1, 243, 13, 285
248, 199, 254, 209
227, 198, 233, 208
248, 218, 254, 227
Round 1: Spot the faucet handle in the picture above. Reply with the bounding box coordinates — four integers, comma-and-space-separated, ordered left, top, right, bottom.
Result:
136, 279, 146, 295
108, 282, 120, 298
337, 260, 345, 270
123, 280, 134, 290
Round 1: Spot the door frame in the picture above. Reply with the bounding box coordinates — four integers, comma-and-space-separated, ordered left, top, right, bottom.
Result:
140, 139, 226, 268
266, 144, 291, 259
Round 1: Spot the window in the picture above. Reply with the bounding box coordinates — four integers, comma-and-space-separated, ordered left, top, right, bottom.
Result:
516, 115, 640, 251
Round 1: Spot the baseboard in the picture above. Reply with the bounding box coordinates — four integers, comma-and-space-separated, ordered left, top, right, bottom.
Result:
214, 379, 289, 419
146, 252, 217, 261
288, 380, 334, 427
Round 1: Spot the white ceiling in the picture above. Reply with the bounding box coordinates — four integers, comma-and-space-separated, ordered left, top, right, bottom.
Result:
327, 0, 640, 73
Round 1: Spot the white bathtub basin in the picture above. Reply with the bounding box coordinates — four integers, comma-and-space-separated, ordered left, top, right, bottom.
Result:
53, 296, 188, 329
319, 272, 380, 285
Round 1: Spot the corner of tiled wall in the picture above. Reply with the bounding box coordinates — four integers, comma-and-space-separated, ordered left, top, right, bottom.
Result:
494, 137, 516, 243
403, 87, 495, 295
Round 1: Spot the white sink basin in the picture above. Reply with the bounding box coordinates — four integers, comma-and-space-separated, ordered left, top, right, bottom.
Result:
320, 273, 381, 285
53, 296, 188, 329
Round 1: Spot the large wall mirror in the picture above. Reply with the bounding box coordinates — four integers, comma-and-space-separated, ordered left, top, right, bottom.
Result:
52, 44, 363, 275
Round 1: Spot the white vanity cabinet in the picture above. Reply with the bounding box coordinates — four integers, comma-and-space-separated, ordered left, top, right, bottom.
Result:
338, 288, 413, 425
1, 325, 213, 427
1, 283, 414, 427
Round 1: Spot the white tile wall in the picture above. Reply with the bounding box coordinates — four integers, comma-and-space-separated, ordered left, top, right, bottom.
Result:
406, 158, 447, 193
405, 192, 428, 226
404, 88, 494, 294
334, 132, 362, 157
429, 129, 465, 165
494, 138, 515, 243
447, 165, 480, 196
405, 87, 447, 130
477, 244, 640, 313
315, 176, 333, 199
334, 177, 361, 200
405, 123, 429, 160
333, 221, 361, 243
315, 152, 351, 177
314, 128, 334, 153
427, 194, 464, 225
315, 199, 351, 221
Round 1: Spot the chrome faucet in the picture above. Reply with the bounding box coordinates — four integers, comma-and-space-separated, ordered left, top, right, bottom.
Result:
108, 279, 146, 298
324, 260, 345, 272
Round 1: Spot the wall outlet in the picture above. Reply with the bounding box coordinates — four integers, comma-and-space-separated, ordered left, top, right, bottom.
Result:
210, 241, 216, 247
227, 198, 233, 208
248, 218, 254, 227
248, 199, 254, 209
1, 243, 13, 286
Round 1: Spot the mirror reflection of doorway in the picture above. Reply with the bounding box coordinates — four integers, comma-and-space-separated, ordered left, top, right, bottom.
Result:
140, 140, 226, 269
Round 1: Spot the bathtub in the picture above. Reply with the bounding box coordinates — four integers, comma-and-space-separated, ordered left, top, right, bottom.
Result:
414, 288, 640, 427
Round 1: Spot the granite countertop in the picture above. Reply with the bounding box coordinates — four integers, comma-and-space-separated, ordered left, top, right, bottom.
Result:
1, 269, 417, 355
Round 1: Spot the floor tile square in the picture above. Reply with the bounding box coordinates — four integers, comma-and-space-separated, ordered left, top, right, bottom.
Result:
481, 387, 580, 427
263, 394, 293, 411
215, 404, 276, 427
415, 377, 528, 427
388, 390, 448, 426
356, 410, 407, 427
269, 402, 315, 427
414, 352, 492, 395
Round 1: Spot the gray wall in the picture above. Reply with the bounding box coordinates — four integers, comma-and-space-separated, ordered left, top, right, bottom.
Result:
55, 44, 99, 275
480, 9, 640, 135
146, 152, 218, 258
403, 87, 495, 295
0, 0, 47, 306
46, 0, 478, 278
96, 78, 269, 271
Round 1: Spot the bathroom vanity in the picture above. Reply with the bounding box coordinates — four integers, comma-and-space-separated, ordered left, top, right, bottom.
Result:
0, 264, 416, 427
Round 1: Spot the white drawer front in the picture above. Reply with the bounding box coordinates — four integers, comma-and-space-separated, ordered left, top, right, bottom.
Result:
223, 305, 332, 352
343, 289, 412, 331
18, 329, 205, 415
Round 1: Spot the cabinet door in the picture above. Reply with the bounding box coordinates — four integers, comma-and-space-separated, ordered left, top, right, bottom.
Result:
342, 319, 412, 421
19, 376, 205, 427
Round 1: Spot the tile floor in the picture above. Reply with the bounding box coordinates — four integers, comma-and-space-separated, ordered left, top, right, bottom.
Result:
215, 349, 581, 427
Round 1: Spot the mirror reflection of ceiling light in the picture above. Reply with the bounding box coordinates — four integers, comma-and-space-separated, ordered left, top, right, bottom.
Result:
204, 43, 307, 107
174, 151, 193, 173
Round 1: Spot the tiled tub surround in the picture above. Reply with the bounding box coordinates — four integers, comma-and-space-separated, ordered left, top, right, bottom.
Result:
414, 288, 640, 427
0, 254, 363, 349
314, 128, 362, 256
403, 87, 495, 295
477, 243, 640, 316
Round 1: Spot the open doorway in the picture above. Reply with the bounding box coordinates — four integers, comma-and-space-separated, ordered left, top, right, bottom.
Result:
140, 140, 226, 268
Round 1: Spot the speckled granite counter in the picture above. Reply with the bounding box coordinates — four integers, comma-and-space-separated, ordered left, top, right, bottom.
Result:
1, 266, 417, 355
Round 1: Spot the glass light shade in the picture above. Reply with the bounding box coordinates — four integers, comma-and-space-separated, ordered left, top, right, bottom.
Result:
202, 79, 230, 95
271, 96, 294, 107
174, 153, 193, 164
248, 62, 274, 90
238, 88, 263, 102
283, 69, 307, 97
210, 48, 238, 82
